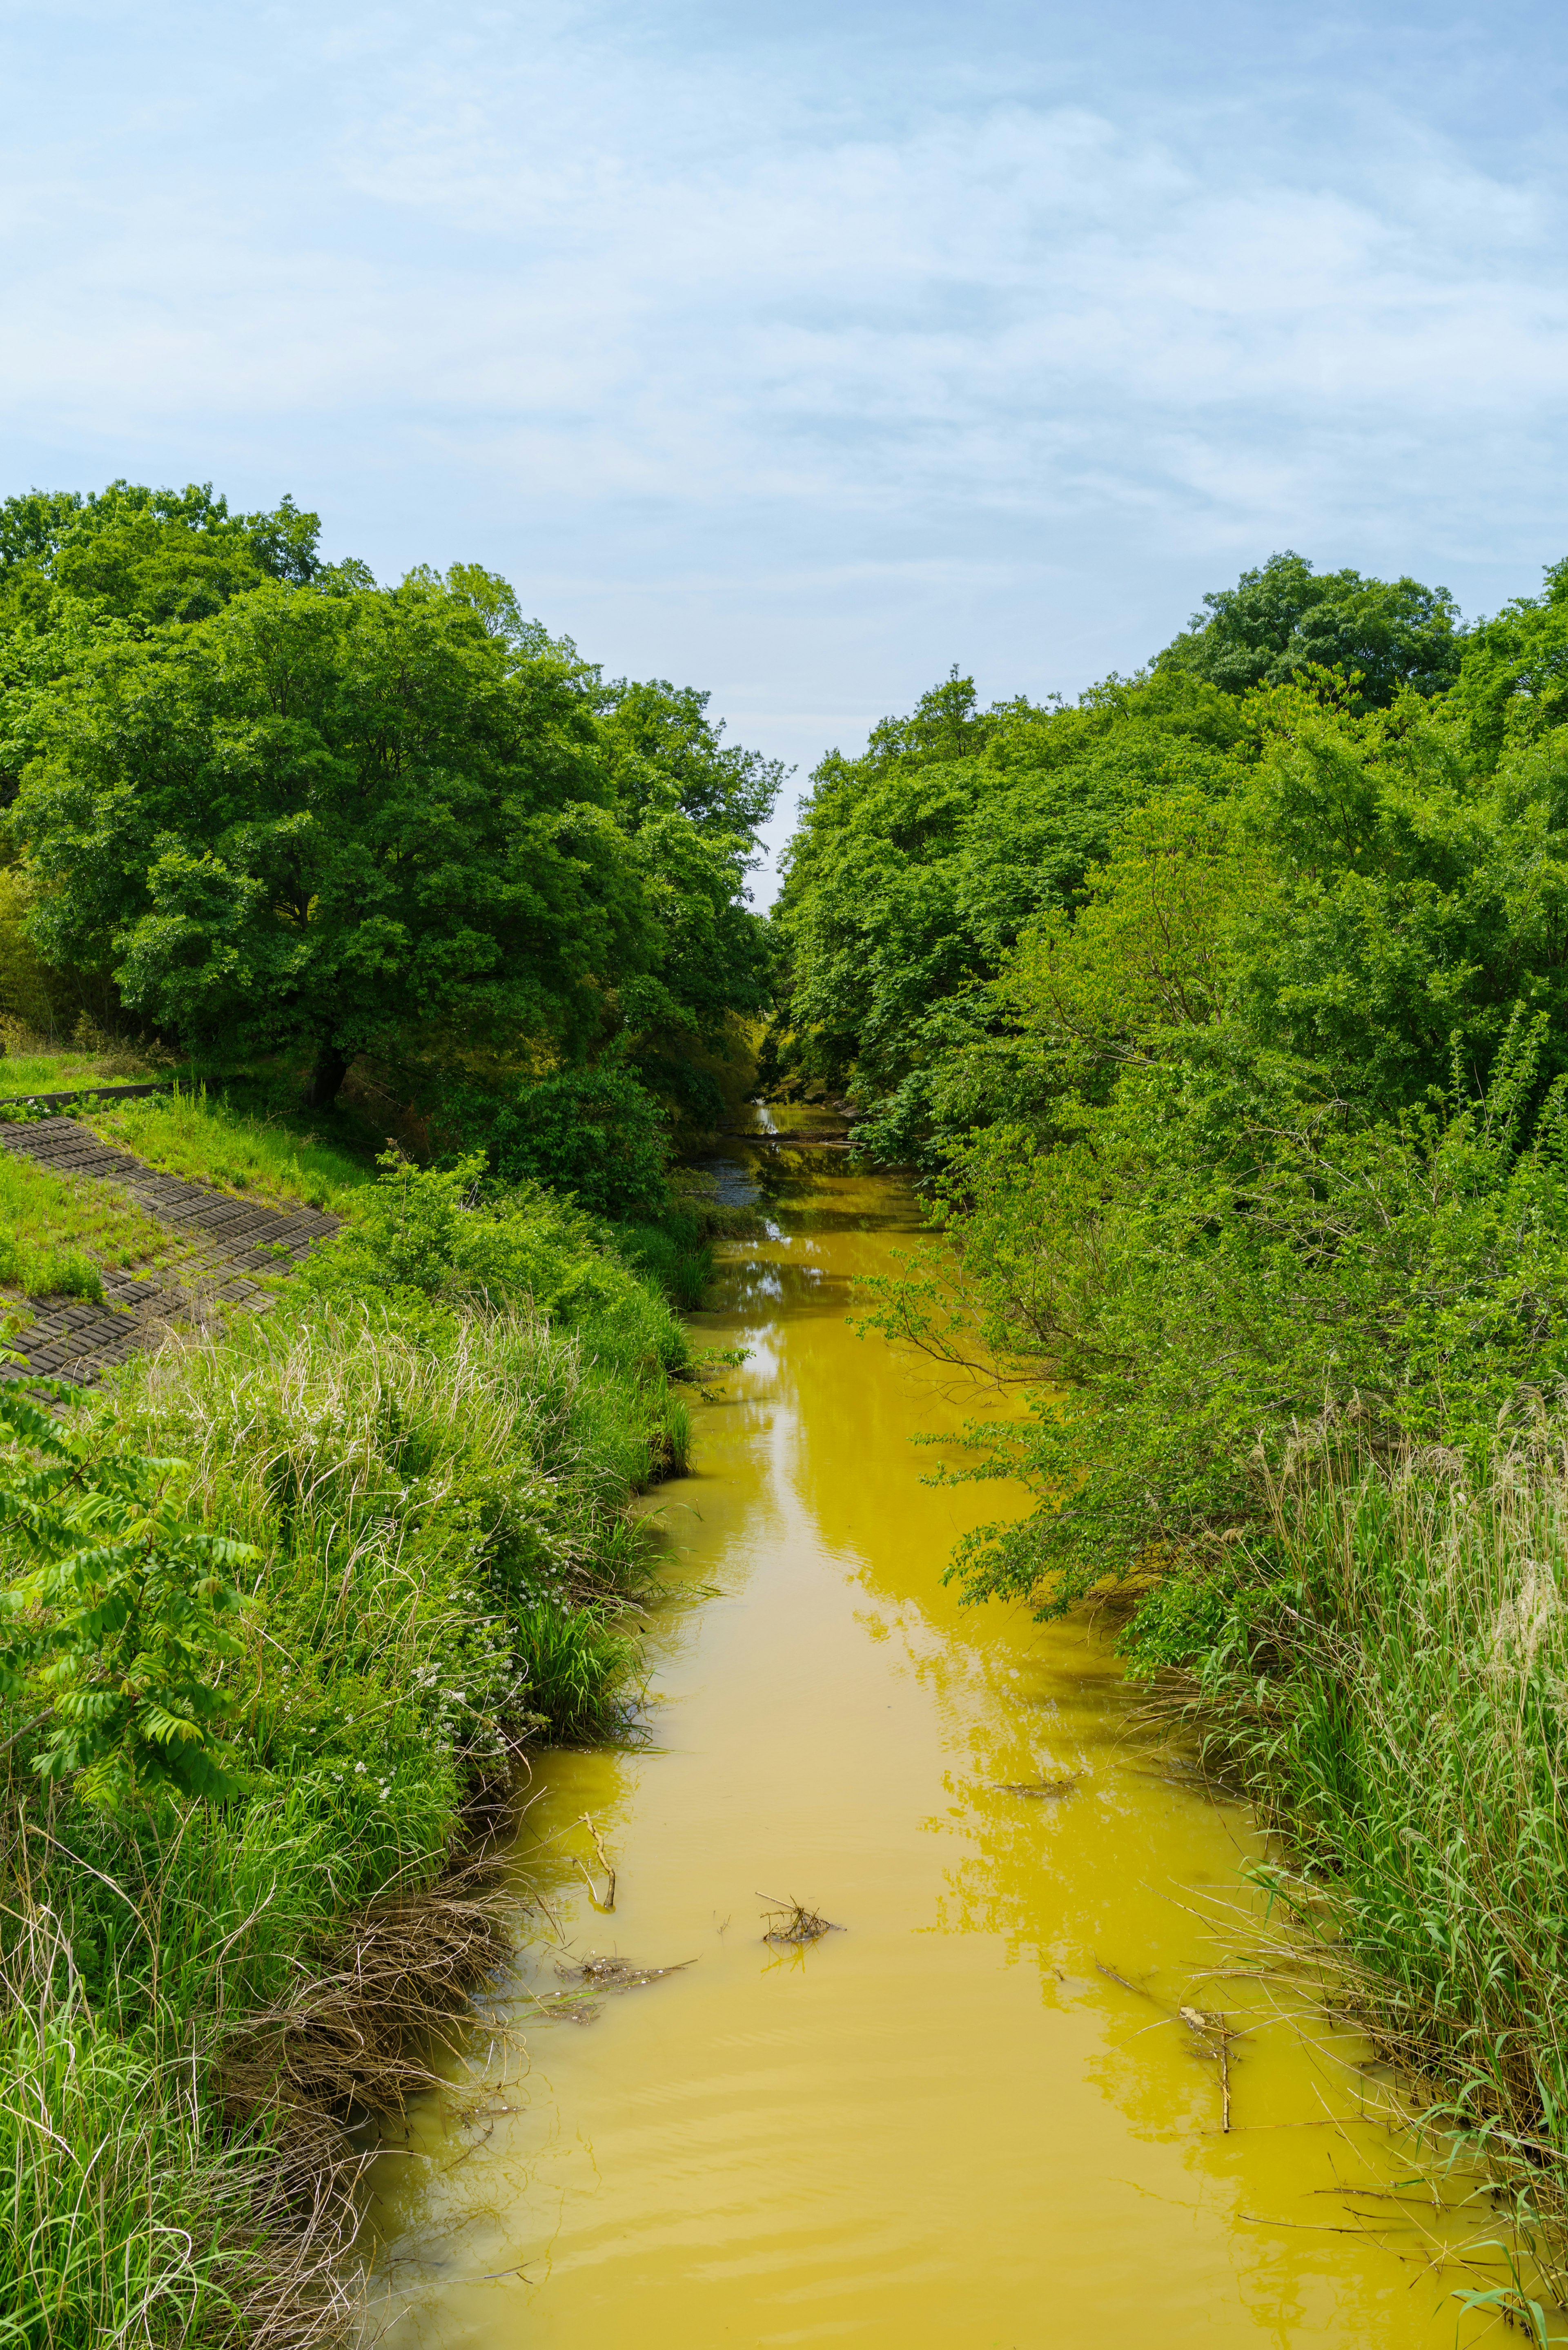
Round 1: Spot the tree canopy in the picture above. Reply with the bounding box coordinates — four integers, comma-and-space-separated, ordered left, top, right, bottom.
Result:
1155, 549, 1463, 709
0, 483, 778, 1126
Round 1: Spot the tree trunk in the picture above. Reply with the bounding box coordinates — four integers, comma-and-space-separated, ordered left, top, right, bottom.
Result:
303, 1043, 350, 1110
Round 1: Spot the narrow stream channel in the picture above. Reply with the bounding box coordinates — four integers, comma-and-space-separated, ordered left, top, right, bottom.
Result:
367, 1147, 1491, 2347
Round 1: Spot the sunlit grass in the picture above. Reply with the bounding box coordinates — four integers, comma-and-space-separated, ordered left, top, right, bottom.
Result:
0, 1146, 169, 1286
1187, 1442, 1568, 2288
87, 1086, 374, 1215
0, 1045, 161, 1097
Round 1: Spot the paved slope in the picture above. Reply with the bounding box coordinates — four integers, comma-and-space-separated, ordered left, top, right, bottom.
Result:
0, 1116, 341, 1386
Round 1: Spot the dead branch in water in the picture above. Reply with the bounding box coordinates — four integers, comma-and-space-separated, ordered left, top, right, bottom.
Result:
532, 1953, 697, 2023
1180, 2004, 1239, 2132
579, 1813, 616, 1909
757, 1893, 844, 1947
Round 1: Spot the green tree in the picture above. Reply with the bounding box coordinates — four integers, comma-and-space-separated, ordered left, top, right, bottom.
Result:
601, 676, 783, 843
0, 480, 320, 635
12, 575, 651, 1105
772, 667, 1255, 1157
1448, 557, 1568, 769
1229, 693, 1568, 1111
1158, 550, 1463, 709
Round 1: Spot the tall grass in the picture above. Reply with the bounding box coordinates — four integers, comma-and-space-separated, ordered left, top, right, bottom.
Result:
0, 1859, 354, 2350
86, 1089, 370, 1215
615, 1201, 724, 1313
2, 1172, 699, 2343
1187, 1436, 1568, 2281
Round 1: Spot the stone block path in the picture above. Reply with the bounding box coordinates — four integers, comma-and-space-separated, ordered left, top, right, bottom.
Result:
0, 1116, 341, 1387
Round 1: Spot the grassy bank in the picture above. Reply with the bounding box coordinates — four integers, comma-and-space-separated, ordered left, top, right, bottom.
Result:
1169, 1440, 1568, 2276
810, 671, 1568, 2301
0, 1140, 702, 2345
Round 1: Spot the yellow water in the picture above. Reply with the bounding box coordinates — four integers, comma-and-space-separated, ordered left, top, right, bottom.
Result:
368, 1162, 1496, 2348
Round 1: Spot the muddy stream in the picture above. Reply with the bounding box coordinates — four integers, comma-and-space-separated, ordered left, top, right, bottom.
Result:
366, 1140, 1498, 2347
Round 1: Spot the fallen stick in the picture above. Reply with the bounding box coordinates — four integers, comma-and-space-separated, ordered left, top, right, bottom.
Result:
580, 1813, 617, 1910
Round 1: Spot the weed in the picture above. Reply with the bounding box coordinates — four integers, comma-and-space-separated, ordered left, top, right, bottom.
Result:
87, 1086, 371, 1214
1174, 1434, 1568, 2286
0, 1147, 167, 1284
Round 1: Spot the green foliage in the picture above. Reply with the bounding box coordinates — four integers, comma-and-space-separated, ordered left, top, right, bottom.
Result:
0, 1379, 248, 1802
0, 493, 778, 1124
1156, 548, 1463, 708
11, 576, 650, 1104
601, 674, 783, 843
0, 1115, 700, 2336
1228, 695, 1568, 1111
876, 1008, 1568, 1621
0, 1236, 103, 1299
617, 1206, 717, 1311
0, 479, 320, 639
772, 665, 1254, 1156
1449, 556, 1568, 770
513, 1603, 640, 1741
446, 1065, 672, 1220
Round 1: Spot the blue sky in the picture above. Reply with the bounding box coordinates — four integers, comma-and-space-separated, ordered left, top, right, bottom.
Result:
3, 2, 1567, 891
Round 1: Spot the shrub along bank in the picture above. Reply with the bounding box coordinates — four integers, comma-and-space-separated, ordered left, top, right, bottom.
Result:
804, 568, 1568, 2298
0, 1144, 702, 2346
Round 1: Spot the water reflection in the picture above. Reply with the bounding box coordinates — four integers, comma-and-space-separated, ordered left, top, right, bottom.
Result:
364, 1153, 1497, 2349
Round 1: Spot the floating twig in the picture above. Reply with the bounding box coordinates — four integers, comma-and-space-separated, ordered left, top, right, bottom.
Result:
1096, 1960, 1159, 2002
1179, 2004, 1237, 2131
532, 1953, 697, 2024
757, 1892, 844, 1947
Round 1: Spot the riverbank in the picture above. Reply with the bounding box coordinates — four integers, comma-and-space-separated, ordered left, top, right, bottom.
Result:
364, 1150, 1501, 2348
0, 1099, 704, 2346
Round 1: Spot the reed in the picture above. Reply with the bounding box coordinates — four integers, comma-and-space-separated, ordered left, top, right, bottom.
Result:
1187, 1432, 1568, 2281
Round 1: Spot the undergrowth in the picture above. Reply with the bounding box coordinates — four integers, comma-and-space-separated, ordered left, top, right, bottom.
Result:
1131, 1434, 1568, 2303
86, 1086, 372, 1215
0, 1150, 698, 2344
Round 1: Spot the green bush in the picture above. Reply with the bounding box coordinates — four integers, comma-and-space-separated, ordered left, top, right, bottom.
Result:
446, 1065, 671, 1220
865, 991, 1568, 1618
0, 1145, 699, 2340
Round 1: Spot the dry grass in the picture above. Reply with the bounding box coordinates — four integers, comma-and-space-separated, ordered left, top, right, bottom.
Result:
222, 1863, 514, 2132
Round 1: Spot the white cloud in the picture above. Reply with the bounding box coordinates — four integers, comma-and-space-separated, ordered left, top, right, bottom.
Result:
1, 0, 1567, 890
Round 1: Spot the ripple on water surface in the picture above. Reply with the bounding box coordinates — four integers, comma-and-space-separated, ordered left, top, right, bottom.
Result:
366, 1161, 1503, 2349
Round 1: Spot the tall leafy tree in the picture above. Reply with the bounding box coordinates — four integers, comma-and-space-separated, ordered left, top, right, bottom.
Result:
1157, 549, 1463, 708
11, 575, 651, 1105
0, 480, 321, 635
1448, 557, 1568, 769
773, 667, 1256, 1156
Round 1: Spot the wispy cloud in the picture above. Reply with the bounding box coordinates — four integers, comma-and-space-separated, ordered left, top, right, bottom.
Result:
2, 2, 1567, 883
